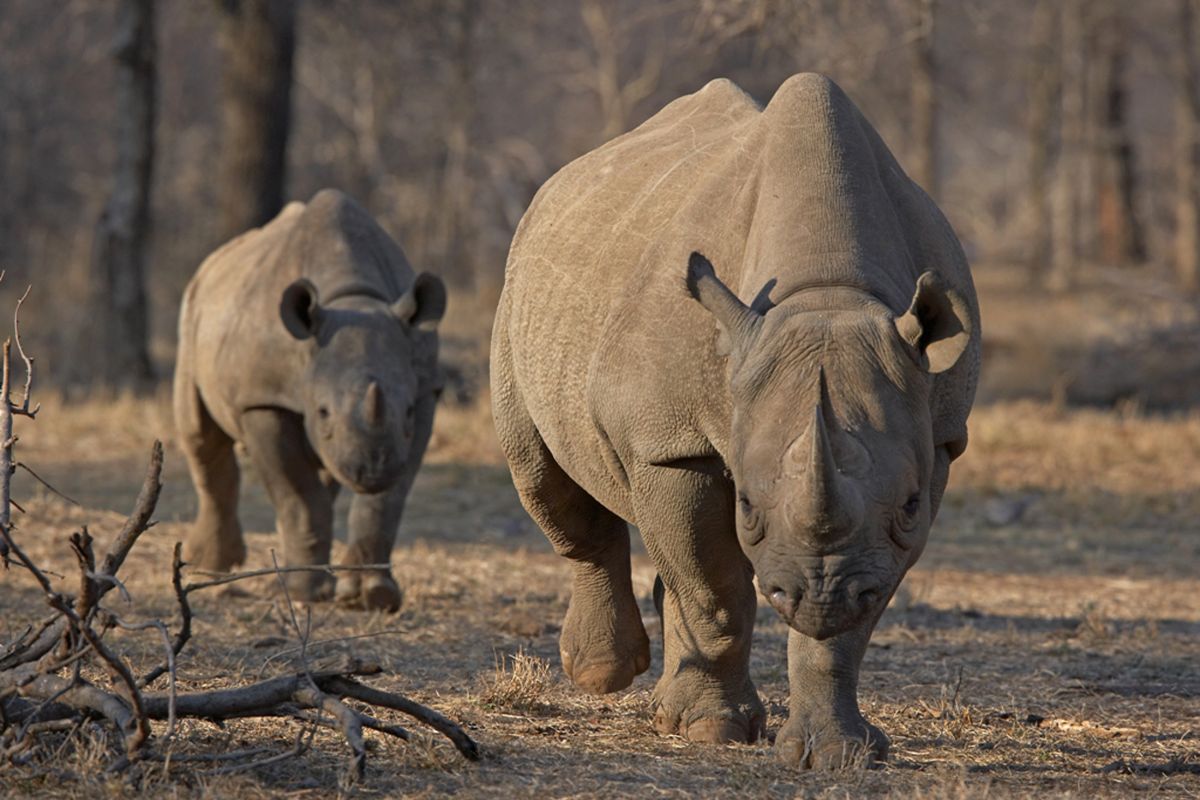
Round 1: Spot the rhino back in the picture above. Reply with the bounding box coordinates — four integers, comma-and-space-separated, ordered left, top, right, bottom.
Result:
182, 190, 417, 438
502, 79, 765, 513
500, 75, 979, 514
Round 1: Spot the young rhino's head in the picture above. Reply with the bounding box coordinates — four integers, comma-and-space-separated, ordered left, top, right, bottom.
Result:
686, 252, 971, 640
279, 274, 446, 494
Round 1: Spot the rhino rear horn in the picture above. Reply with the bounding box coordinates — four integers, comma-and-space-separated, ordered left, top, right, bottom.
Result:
895, 271, 971, 374
280, 279, 321, 340
391, 272, 447, 332
685, 252, 763, 358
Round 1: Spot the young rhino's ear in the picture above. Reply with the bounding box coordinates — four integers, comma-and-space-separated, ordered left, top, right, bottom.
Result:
391, 272, 447, 332
685, 252, 763, 358
895, 271, 972, 374
280, 279, 321, 340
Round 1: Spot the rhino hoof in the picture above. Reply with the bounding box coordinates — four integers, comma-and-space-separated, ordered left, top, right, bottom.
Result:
567, 652, 650, 695
361, 575, 403, 612
337, 573, 402, 613
183, 534, 246, 573
774, 718, 889, 770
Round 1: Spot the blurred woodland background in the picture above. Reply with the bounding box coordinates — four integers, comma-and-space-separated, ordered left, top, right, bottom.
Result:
1, 0, 1197, 403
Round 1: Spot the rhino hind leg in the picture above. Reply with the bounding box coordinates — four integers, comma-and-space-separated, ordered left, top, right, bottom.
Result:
514, 443, 649, 694
493, 385, 648, 692
176, 384, 245, 571
630, 463, 765, 745
240, 408, 336, 602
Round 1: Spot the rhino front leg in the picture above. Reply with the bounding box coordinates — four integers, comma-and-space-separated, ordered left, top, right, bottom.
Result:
335, 484, 408, 612
241, 408, 335, 602
176, 380, 245, 571
335, 387, 437, 611
631, 463, 765, 744
776, 614, 888, 768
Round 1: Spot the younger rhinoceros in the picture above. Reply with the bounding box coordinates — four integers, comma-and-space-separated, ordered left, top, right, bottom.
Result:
175, 189, 446, 611
491, 75, 978, 766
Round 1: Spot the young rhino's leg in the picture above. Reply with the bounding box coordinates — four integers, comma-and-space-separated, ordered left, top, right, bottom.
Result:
630, 462, 765, 744
335, 388, 436, 612
176, 383, 245, 571
240, 408, 335, 601
335, 485, 407, 612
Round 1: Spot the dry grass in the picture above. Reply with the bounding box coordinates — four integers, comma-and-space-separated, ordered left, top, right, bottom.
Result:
477, 650, 557, 711
3, 392, 1196, 798
3, 268, 1199, 796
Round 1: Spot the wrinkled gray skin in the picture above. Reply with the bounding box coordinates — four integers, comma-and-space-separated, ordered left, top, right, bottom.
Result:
175, 189, 445, 611
491, 75, 979, 766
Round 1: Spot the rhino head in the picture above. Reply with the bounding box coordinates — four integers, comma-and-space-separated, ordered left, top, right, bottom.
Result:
686, 252, 971, 640
279, 273, 446, 494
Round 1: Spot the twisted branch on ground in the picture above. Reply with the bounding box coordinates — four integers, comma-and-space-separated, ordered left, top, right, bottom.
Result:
0, 438, 479, 783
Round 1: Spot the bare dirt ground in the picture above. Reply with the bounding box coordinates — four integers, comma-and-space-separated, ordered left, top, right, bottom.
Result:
2, 267, 1199, 798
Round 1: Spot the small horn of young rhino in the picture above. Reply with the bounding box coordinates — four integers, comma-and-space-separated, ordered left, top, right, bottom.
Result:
364, 381, 385, 426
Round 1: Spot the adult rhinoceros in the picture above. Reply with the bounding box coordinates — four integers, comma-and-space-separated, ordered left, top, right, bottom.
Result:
175, 189, 445, 611
490, 74, 979, 766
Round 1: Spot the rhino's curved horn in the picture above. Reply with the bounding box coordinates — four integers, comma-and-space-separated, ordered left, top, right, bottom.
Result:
364, 381, 385, 426
783, 369, 864, 538
685, 252, 763, 357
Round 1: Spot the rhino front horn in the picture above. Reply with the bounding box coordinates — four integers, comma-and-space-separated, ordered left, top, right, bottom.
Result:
364, 381, 385, 426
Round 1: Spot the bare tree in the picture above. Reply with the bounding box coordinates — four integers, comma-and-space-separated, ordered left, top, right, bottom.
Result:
1051, 0, 1086, 289
908, 0, 938, 199
430, 0, 480, 285
1176, 0, 1200, 291
573, 0, 663, 145
215, 0, 296, 242
1026, 0, 1058, 280
89, 0, 156, 385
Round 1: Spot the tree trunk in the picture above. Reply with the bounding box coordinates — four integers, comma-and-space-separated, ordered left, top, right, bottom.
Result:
1051, 0, 1086, 289
1093, 10, 1146, 266
215, 0, 296, 242
429, 0, 478, 286
909, 0, 938, 199
1026, 0, 1059, 281
89, 0, 155, 385
1176, 0, 1200, 291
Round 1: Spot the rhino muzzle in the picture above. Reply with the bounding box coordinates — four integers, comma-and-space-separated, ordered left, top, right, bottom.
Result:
760, 567, 885, 639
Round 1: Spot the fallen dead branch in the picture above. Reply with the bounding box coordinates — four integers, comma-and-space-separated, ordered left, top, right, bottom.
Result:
0, 440, 479, 785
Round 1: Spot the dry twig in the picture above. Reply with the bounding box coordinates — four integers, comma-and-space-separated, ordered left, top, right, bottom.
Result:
0, 441, 479, 784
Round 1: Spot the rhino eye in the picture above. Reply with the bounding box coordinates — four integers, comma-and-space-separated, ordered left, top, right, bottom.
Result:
901, 493, 920, 520
737, 492, 764, 543
317, 406, 331, 421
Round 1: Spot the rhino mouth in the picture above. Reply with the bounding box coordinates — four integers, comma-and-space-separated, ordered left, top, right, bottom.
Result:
760, 574, 884, 640
783, 603, 873, 640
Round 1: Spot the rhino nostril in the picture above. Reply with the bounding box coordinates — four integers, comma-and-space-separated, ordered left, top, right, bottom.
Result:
767, 585, 800, 619
857, 587, 880, 607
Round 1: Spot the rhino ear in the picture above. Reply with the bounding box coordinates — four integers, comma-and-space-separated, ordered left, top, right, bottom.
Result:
685, 252, 763, 358
895, 271, 971, 374
391, 272, 447, 332
280, 279, 321, 340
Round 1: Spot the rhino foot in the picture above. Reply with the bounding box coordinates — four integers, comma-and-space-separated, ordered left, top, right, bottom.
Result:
183, 526, 246, 572
285, 569, 335, 604
335, 572, 403, 613
650, 672, 765, 744
559, 583, 650, 695
774, 711, 888, 770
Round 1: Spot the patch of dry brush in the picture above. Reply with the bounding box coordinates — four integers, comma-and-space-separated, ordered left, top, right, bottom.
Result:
0, 446, 478, 788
